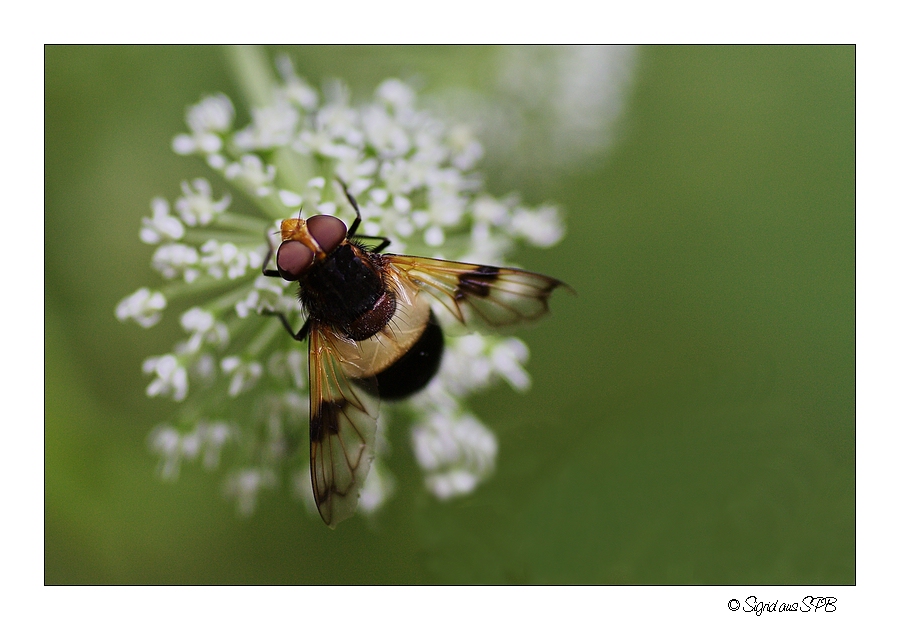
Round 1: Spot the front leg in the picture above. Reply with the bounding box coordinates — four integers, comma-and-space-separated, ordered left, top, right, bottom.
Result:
262, 228, 283, 277
354, 233, 392, 253
262, 310, 310, 342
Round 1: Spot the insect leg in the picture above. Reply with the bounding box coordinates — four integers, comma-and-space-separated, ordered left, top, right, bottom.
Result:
262, 310, 310, 341
261, 229, 282, 278
336, 177, 363, 238
354, 234, 392, 253
336, 179, 391, 252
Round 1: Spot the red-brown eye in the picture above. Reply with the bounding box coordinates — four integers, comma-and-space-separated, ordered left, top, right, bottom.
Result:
306, 215, 347, 254
276, 240, 314, 281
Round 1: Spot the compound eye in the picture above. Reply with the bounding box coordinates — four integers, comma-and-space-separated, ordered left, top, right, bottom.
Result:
306, 215, 347, 254
276, 240, 314, 281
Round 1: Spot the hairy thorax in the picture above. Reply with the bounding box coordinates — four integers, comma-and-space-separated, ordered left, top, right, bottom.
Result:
300, 243, 396, 341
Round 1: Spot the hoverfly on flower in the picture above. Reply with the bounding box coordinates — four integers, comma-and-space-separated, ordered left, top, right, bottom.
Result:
264, 180, 568, 526
116, 53, 574, 524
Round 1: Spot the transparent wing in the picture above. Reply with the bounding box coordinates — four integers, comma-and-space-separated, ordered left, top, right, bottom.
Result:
385, 255, 569, 328
308, 323, 379, 528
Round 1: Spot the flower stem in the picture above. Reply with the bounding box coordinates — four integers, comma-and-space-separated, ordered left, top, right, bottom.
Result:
215, 212, 273, 233
246, 316, 283, 356
181, 230, 267, 246
223, 45, 309, 194
224, 45, 277, 109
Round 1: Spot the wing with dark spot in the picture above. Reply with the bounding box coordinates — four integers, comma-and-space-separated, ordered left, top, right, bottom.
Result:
386, 255, 568, 328
308, 323, 379, 528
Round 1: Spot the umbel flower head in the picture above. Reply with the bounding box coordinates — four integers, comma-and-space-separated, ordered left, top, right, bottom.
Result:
116, 52, 566, 522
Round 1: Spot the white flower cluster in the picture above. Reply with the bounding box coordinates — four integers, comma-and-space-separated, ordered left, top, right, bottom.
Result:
116, 54, 565, 520
149, 421, 234, 479
412, 411, 498, 500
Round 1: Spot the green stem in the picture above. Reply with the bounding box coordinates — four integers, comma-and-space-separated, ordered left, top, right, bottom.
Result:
220, 174, 290, 222
160, 276, 230, 301
257, 190, 293, 221
224, 45, 277, 109
223, 45, 312, 202
215, 212, 272, 233
245, 316, 283, 356
207, 281, 262, 313
181, 229, 267, 246
273, 148, 312, 196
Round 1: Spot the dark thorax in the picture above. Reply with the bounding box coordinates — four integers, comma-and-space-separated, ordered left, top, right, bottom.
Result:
299, 242, 397, 341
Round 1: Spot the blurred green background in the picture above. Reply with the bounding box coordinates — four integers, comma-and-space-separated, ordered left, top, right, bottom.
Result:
45, 45, 854, 584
